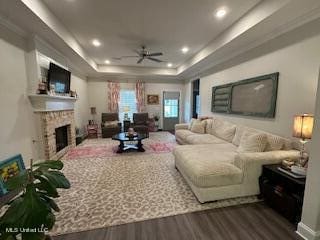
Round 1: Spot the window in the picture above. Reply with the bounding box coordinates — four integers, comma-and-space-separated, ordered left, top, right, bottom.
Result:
119, 89, 137, 122
164, 99, 178, 118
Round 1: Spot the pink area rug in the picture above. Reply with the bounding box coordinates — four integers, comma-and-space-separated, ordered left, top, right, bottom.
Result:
65, 133, 176, 160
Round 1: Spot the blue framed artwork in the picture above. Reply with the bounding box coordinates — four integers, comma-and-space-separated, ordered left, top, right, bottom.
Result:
0, 154, 26, 196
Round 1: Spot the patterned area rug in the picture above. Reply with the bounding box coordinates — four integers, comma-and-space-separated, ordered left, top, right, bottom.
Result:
52, 132, 258, 235
65, 135, 175, 159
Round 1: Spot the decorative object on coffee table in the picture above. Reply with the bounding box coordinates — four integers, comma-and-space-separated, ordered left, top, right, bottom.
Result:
112, 132, 148, 153
292, 113, 314, 168
0, 154, 25, 196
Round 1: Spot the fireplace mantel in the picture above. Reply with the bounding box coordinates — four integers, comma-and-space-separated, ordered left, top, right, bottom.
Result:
29, 94, 78, 112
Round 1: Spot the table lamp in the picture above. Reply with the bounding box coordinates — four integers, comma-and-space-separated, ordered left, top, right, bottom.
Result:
292, 113, 314, 167
90, 107, 96, 124
123, 106, 130, 121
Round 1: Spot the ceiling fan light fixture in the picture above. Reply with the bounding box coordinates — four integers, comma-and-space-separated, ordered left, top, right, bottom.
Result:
215, 8, 227, 18
104, 60, 110, 64
167, 63, 173, 67
92, 39, 101, 47
181, 47, 189, 54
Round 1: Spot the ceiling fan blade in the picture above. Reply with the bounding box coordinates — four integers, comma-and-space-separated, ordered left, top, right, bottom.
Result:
147, 57, 163, 63
134, 50, 141, 55
147, 52, 163, 57
121, 55, 139, 58
137, 58, 144, 64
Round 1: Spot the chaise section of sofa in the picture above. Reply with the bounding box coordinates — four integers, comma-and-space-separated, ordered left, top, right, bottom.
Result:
173, 118, 300, 203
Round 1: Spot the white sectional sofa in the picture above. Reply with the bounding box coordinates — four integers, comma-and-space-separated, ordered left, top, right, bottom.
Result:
173, 118, 300, 203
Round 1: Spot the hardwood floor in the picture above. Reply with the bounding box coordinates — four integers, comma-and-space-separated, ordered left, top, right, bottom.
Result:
53, 202, 302, 240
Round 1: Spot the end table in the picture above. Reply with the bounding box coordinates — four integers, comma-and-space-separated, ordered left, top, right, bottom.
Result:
259, 164, 306, 224
87, 124, 98, 138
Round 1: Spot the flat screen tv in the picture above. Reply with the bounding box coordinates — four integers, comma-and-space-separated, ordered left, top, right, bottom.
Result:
47, 62, 71, 93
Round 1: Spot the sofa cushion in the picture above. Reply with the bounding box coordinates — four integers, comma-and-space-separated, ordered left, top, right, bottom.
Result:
190, 120, 206, 134
211, 119, 236, 142
237, 131, 267, 153
185, 134, 227, 145
204, 119, 213, 134
232, 126, 258, 146
175, 129, 196, 140
188, 118, 197, 130
265, 135, 285, 151
174, 144, 242, 188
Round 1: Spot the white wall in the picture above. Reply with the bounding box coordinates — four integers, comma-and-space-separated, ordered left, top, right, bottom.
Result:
88, 81, 185, 128
298, 69, 320, 240
183, 81, 192, 123
71, 74, 90, 133
0, 38, 38, 167
200, 34, 320, 138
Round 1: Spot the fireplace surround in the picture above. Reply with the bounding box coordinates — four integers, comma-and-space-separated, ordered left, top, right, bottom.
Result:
39, 110, 76, 160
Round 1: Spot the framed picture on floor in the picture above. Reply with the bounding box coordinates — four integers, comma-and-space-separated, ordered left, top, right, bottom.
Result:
0, 154, 26, 196
147, 94, 160, 105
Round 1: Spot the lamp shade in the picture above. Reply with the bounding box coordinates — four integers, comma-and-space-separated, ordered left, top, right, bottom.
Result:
293, 114, 314, 140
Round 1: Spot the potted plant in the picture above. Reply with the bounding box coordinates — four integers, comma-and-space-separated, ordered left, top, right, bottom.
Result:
0, 159, 70, 240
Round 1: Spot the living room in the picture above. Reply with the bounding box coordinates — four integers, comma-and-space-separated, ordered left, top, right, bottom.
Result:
1, 0, 320, 239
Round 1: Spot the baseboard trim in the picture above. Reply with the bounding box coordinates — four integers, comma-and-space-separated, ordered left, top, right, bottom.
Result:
297, 222, 320, 240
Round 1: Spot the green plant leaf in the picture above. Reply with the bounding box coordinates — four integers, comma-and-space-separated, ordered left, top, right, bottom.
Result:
0, 196, 26, 228
41, 171, 70, 189
39, 194, 60, 212
0, 185, 52, 231
45, 212, 55, 230
6, 171, 28, 191
34, 176, 58, 198
33, 160, 63, 170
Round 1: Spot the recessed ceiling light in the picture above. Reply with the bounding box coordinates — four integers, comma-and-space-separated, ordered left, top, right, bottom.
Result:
181, 47, 189, 53
105, 60, 110, 64
92, 39, 101, 47
215, 8, 227, 18
167, 63, 173, 67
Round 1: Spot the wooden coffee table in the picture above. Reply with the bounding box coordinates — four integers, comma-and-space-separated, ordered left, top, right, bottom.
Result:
112, 132, 148, 153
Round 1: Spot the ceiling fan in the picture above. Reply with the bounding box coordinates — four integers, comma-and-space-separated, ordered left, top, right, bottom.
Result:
113, 46, 163, 64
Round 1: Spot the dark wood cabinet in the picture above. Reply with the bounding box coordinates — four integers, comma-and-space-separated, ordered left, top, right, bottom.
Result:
259, 164, 305, 224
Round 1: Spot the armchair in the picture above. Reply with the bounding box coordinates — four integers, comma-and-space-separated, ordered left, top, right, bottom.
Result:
101, 113, 121, 138
132, 113, 149, 136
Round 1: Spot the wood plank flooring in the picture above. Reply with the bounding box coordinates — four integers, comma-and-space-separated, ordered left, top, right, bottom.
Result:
53, 202, 302, 240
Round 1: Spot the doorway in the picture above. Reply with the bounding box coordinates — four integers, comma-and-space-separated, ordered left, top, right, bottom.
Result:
192, 79, 200, 118
163, 91, 180, 131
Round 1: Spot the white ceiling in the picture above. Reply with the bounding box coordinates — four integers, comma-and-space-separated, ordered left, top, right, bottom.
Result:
42, 0, 260, 68
1, 0, 320, 80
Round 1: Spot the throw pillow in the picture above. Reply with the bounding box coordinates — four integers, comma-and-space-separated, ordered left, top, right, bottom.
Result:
190, 120, 206, 134
188, 118, 197, 130
265, 135, 285, 151
237, 131, 267, 153
211, 119, 236, 142
104, 120, 119, 128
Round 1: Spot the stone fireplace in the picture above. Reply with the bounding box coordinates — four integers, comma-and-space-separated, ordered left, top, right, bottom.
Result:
39, 110, 76, 160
